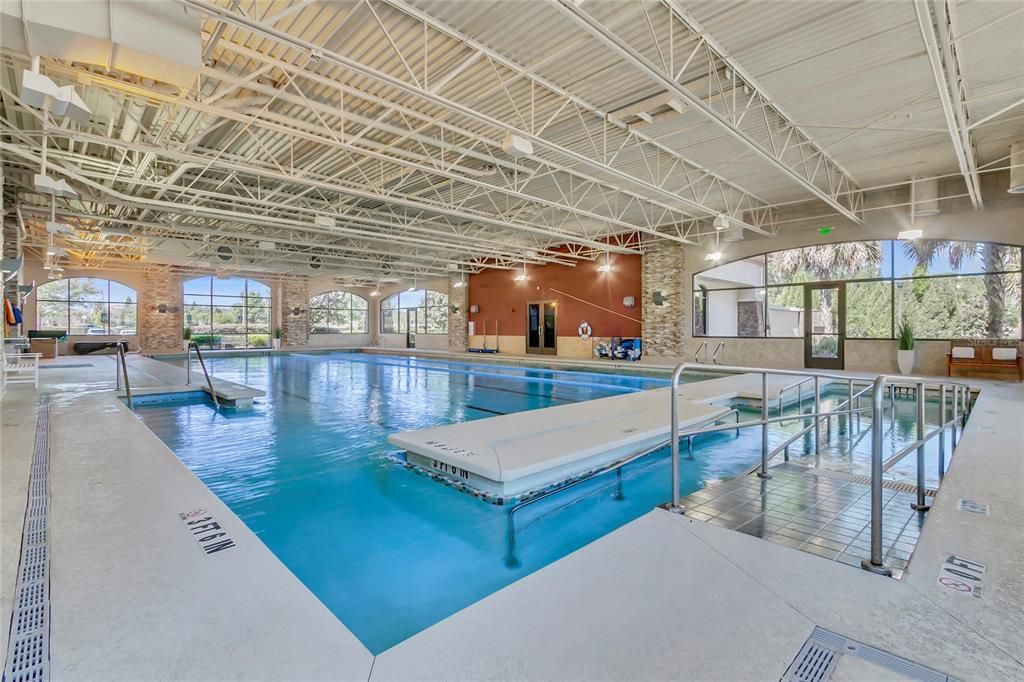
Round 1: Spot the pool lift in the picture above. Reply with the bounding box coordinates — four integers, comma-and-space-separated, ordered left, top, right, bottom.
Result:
468, 320, 500, 354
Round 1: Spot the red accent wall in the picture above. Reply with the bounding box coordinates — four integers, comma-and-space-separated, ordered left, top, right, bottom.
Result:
468, 255, 642, 337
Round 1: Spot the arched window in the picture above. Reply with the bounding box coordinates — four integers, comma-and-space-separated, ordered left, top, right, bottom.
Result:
36, 277, 137, 335
183, 276, 271, 349
309, 291, 369, 333
381, 289, 448, 334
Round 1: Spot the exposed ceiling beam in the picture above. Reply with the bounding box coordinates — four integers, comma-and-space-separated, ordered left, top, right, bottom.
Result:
914, 0, 983, 209
551, 0, 865, 224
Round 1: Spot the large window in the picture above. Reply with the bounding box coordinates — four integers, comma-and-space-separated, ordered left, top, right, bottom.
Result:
309, 291, 369, 334
184, 276, 270, 349
36, 277, 137, 335
381, 289, 448, 334
694, 240, 1022, 340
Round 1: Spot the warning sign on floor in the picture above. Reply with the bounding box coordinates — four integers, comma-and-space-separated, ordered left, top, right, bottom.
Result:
937, 554, 985, 598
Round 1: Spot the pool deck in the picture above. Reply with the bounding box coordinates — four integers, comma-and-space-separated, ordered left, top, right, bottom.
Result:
2, 352, 1022, 680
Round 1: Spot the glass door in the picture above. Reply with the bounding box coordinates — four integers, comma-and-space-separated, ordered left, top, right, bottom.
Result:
804, 283, 845, 369
406, 308, 417, 349
526, 301, 557, 354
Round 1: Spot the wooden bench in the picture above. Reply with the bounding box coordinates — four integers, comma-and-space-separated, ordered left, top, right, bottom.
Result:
2, 352, 41, 388
947, 340, 1022, 381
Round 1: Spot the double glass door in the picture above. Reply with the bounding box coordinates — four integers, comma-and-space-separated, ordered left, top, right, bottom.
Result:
804, 283, 845, 369
526, 301, 556, 355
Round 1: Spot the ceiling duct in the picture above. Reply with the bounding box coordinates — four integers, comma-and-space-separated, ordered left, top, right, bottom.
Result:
215, 245, 234, 262
1010, 142, 1024, 194
309, 255, 323, 270
1, 1, 202, 88
913, 177, 941, 216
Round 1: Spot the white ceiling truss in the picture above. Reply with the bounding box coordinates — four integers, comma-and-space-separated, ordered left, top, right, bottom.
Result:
1, 0, 1020, 282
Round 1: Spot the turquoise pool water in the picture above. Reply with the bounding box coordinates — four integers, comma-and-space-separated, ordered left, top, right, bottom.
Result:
136, 353, 947, 653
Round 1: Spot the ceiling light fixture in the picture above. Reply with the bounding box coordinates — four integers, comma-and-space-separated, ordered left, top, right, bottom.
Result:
897, 229, 923, 240
713, 214, 730, 231
704, 251, 723, 262
514, 263, 527, 282
597, 251, 612, 273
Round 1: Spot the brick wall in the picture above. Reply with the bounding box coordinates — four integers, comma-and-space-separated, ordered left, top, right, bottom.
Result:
448, 275, 468, 350
641, 244, 685, 356
281, 277, 310, 347
139, 271, 183, 352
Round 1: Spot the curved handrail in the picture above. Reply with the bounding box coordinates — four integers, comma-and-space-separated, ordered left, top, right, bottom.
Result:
116, 341, 133, 410
186, 341, 221, 409
712, 342, 725, 365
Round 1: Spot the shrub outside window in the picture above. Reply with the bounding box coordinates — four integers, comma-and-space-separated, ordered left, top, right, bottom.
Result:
183, 276, 271, 349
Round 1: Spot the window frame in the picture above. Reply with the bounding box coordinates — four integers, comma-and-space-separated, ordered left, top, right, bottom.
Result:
691, 239, 1023, 341
35, 277, 138, 335
308, 290, 369, 334
380, 288, 449, 335
182, 276, 272, 349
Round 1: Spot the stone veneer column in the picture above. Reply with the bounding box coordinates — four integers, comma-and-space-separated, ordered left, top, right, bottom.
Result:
140, 271, 183, 352
280, 277, 310, 347
641, 244, 686, 357
447, 274, 468, 351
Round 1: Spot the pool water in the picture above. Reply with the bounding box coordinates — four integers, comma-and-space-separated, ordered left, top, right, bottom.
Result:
136, 353, 947, 653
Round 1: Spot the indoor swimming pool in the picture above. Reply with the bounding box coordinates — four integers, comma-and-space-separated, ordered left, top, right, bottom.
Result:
136, 352, 952, 653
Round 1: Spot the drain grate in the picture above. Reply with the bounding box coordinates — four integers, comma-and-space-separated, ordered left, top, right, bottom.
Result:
783, 627, 955, 682
3, 396, 51, 682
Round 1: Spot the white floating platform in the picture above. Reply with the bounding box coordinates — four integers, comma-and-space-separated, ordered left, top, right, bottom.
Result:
388, 387, 731, 501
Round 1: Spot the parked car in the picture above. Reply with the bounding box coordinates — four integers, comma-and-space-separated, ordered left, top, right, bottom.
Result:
84, 327, 108, 335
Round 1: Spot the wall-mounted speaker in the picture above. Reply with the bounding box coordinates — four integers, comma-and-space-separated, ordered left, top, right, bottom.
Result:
469, 304, 480, 314
652, 291, 664, 306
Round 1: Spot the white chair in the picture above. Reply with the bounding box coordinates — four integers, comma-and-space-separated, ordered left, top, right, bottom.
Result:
2, 353, 41, 388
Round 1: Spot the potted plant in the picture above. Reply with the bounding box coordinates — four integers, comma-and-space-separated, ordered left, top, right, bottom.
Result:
897, 320, 915, 375
183, 327, 192, 352
272, 326, 282, 350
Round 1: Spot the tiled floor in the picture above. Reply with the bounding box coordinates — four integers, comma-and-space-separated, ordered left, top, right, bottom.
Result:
680, 463, 928, 577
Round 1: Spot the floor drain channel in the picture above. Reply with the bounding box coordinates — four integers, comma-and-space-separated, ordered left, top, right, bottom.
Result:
3, 395, 51, 682
782, 627, 956, 682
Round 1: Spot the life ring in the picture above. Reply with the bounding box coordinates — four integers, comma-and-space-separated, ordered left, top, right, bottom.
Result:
577, 321, 592, 339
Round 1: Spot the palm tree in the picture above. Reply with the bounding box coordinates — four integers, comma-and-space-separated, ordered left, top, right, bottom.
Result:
771, 242, 884, 332
902, 240, 1012, 337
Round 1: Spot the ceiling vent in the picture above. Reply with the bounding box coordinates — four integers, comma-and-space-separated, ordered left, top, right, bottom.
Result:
215, 245, 234, 262
1, 1, 202, 88
1010, 142, 1024, 194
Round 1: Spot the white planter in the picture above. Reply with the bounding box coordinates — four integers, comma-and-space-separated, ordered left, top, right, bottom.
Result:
183, 340, 191, 351
897, 349, 915, 375
272, 338, 281, 350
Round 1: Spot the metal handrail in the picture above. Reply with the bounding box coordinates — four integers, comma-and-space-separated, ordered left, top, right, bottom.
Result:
694, 341, 708, 363
186, 341, 220, 409
777, 376, 816, 418
712, 342, 725, 365
764, 382, 874, 469
114, 341, 133, 410
862, 374, 971, 575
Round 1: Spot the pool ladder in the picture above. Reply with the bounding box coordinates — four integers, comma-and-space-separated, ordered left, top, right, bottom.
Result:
114, 341, 133, 410
186, 341, 221, 409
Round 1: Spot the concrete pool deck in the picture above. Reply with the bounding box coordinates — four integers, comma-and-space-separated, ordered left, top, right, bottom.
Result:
2, 352, 1022, 680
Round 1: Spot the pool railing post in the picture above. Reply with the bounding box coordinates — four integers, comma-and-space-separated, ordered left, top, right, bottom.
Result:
911, 381, 930, 511
756, 371, 771, 479
667, 363, 686, 513
862, 375, 893, 576
938, 384, 947, 481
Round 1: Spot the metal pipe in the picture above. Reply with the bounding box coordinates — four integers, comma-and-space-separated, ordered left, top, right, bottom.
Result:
912, 381, 930, 511
951, 385, 959, 448
186, 345, 192, 385
188, 342, 221, 409
938, 384, 947, 481
813, 376, 821, 452
757, 372, 771, 478
118, 343, 133, 411
846, 379, 854, 435
862, 375, 892, 575
668, 363, 686, 512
